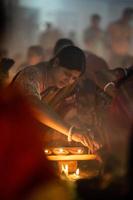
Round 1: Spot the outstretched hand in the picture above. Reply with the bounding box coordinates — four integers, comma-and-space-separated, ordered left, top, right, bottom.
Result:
71, 128, 101, 153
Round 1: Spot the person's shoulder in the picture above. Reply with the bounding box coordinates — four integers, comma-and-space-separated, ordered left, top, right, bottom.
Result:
13, 62, 46, 84
20, 62, 46, 74
85, 51, 109, 70
16, 66, 37, 81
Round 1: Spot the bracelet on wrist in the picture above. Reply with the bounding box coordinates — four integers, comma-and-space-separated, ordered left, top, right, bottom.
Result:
104, 82, 115, 92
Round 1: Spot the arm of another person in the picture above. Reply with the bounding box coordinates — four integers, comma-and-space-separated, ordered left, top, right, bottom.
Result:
86, 53, 116, 97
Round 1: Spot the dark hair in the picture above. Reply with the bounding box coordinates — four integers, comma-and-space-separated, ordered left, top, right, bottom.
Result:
51, 46, 86, 75
0, 2, 7, 45
53, 38, 74, 55
116, 68, 133, 88
91, 14, 101, 21
28, 45, 44, 56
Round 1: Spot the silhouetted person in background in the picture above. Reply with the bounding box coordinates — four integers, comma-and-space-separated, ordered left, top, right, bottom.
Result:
107, 8, 133, 68
83, 14, 105, 57
39, 22, 63, 60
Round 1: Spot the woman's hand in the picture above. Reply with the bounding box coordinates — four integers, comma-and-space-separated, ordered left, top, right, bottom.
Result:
71, 128, 100, 153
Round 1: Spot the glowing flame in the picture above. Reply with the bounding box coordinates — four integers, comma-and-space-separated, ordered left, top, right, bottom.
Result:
61, 164, 68, 176
59, 148, 63, 153
77, 149, 82, 153
75, 168, 80, 176
44, 149, 49, 154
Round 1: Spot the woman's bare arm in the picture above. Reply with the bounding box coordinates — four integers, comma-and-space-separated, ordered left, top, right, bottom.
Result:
31, 95, 70, 136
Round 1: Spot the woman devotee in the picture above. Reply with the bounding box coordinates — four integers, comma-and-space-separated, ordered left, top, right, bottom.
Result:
12, 45, 99, 151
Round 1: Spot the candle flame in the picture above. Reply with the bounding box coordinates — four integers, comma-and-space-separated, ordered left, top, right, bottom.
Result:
76, 168, 79, 176
44, 149, 49, 154
59, 148, 63, 153
65, 165, 68, 172
77, 149, 81, 153
61, 164, 68, 176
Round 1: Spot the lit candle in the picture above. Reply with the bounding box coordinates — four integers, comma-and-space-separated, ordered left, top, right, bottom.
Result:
45, 149, 49, 153
61, 164, 69, 176
69, 147, 84, 155
53, 148, 69, 155
77, 149, 82, 154
59, 148, 63, 153
65, 168, 80, 181
75, 168, 80, 176
44, 149, 51, 155
65, 165, 68, 176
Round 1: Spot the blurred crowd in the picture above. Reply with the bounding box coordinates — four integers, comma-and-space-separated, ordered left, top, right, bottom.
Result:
0, 4, 133, 200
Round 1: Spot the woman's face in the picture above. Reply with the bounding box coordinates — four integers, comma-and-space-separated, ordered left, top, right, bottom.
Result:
53, 66, 81, 88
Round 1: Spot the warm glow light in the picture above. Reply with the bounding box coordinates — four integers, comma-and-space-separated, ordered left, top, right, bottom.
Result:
65, 165, 68, 175
45, 149, 49, 153
77, 149, 81, 153
59, 148, 63, 153
75, 168, 79, 176
61, 164, 68, 176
